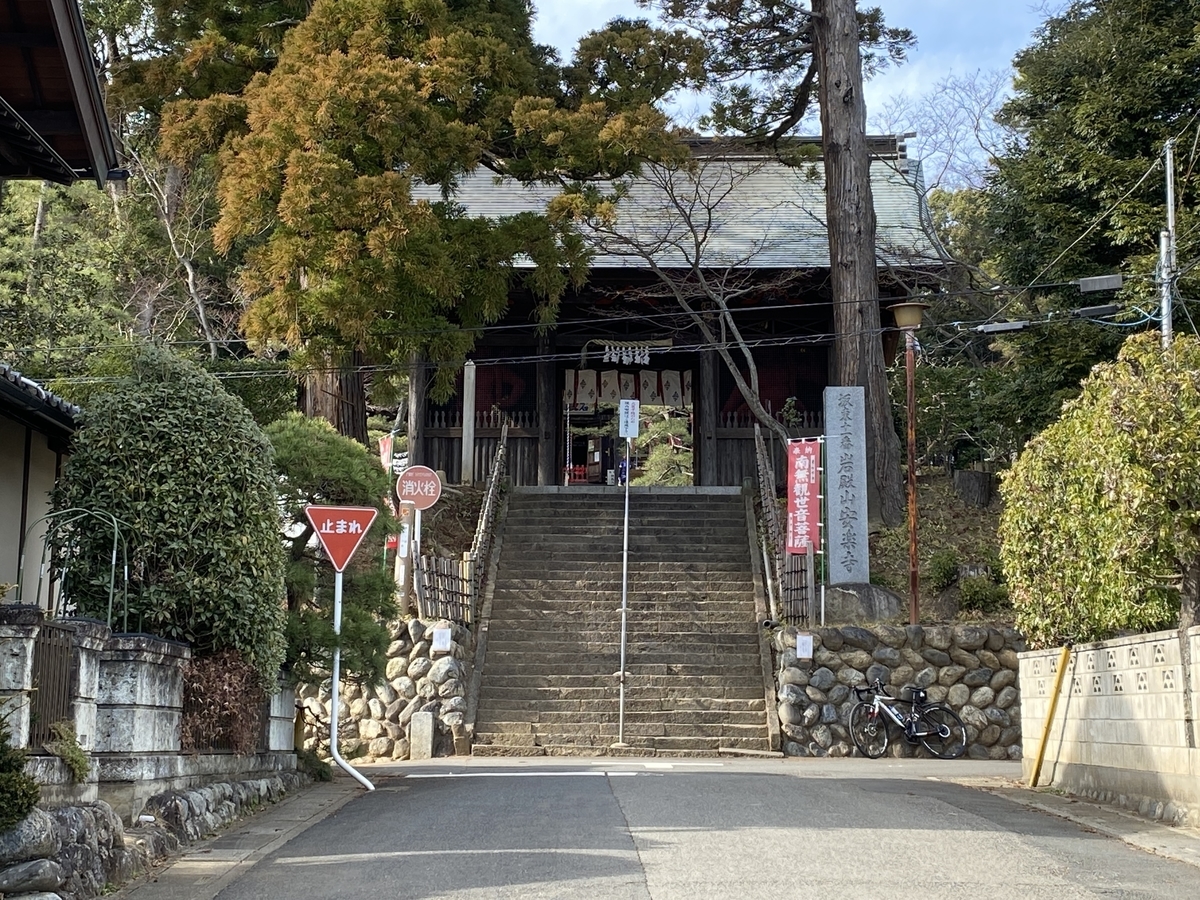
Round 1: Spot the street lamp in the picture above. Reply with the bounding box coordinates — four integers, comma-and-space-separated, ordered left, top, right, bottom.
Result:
889, 301, 929, 626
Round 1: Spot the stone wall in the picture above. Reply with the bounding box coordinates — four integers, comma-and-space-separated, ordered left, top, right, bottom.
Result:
299, 617, 473, 762
771, 623, 1024, 759
0, 773, 306, 900
1020, 627, 1200, 826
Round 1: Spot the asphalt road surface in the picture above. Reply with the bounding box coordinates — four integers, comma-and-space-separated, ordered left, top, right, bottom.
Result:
211, 759, 1198, 900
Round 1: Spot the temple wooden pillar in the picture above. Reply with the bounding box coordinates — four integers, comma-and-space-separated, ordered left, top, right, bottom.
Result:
536, 333, 558, 485
695, 348, 719, 486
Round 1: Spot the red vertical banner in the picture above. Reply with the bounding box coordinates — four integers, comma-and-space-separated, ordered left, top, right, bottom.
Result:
786, 439, 821, 555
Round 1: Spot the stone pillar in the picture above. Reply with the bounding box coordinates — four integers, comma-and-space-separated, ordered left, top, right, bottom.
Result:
410, 711, 435, 760
94, 635, 190, 755
68, 620, 111, 754
266, 685, 297, 752
696, 349, 719, 486
0, 607, 41, 749
824, 386, 870, 584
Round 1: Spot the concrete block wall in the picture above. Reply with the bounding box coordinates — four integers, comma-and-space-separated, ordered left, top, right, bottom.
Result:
0, 619, 37, 747
1020, 627, 1200, 825
95, 634, 190, 755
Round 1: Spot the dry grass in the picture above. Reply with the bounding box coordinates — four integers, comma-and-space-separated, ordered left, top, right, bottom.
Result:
419, 485, 487, 558
870, 474, 1006, 623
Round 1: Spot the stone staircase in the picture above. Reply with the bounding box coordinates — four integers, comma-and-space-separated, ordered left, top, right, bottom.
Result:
470, 486, 773, 757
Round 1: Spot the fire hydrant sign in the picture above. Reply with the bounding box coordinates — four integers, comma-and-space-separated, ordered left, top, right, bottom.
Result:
304, 505, 379, 572
396, 465, 442, 510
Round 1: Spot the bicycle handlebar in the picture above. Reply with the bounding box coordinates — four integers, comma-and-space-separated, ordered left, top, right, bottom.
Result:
853, 679, 894, 701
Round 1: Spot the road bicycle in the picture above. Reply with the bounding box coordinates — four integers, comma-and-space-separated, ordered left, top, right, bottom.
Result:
848, 680, 966, 760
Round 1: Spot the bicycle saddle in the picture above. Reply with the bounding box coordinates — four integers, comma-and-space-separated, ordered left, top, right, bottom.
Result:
898, 685, 927, 703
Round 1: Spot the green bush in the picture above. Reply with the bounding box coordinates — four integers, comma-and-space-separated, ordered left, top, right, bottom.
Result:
44, 722, 89, 782
926, 549, 961, 593
266, 413, 396, 688
201, 357, 297, 427
1000, 333, 1196, 648
958, 575, 1009, 615
0, 715, 39, 833
54, 343, 287, 681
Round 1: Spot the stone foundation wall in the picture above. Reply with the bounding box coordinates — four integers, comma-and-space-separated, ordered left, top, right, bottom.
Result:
0, 773, 306, 900
298, 617, 473, 762
771, 623, 1024, 759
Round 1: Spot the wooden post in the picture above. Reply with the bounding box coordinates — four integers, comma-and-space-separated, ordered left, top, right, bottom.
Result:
407, 350, 426, 468
696, 349, 719, 485
536, 334, 557, 485
460, 361, 476, 485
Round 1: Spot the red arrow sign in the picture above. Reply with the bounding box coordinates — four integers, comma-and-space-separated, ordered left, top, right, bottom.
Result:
304, 505, 379, 572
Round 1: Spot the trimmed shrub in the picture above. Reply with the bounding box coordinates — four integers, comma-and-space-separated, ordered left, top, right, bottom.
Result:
1000, 333, 1196, 648
54, 343, 286, 680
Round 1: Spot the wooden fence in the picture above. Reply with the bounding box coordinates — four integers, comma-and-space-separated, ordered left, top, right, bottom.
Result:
415, 420, 509, 626
754, 424, 814, 627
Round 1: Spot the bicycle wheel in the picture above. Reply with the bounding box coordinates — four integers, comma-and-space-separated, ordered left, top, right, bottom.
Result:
918, 705, 966, 759
849, 702, 889, 759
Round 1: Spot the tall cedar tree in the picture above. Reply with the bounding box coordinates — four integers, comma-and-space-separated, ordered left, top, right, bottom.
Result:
644, 0, 913, 522
161, 0, 684, 443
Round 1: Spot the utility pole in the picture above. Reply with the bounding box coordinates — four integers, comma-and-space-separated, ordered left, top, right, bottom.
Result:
1161, 138, 1177, 349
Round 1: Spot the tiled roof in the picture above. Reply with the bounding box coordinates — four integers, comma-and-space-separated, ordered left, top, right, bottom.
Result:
0, 362, 79, 427
413, 139, 944, 270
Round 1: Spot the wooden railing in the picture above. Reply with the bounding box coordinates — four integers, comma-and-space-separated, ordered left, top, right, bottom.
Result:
427, 408, 537, 429
753, 424, 811, 626
415, 419, 509, 627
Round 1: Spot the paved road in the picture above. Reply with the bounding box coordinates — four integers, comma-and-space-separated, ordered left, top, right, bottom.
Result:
181, 758, 1200, 900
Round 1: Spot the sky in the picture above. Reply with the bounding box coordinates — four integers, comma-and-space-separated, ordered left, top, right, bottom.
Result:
530, 1, 1052, 123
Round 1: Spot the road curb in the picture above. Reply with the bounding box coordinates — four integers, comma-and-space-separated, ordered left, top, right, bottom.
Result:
116, 778, 364, 900
969, 779, 1200, 870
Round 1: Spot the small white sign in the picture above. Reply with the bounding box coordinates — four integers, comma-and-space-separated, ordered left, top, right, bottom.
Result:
431, 627, 452, 653
619, 399, 640, 438
796, 633, 814, 660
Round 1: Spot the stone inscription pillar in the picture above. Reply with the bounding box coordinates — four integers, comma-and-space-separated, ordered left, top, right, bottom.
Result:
824, 386, 870, 584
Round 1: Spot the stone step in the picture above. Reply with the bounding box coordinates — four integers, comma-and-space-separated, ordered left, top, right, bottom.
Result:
493, 579, 752, 592
472, 720, 767, 740
489, 597, 753, 611
473, 707, 767, 726
470, 734, 769, 755
479, 672, 766, 690
476, 696, 767, 713
501, 529, 748, 541
479, 661, 764, 677
477, 683, 765, 701
497, 552, 749, 566
484, 633, 761, 649
495, 562, 749, 574
482, 657, 753, 676
489, 604, 753, 620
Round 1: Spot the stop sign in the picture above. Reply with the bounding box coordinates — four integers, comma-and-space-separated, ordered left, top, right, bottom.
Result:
396, 465, 442, 510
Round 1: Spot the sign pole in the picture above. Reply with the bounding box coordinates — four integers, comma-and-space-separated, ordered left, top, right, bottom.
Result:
330, 569, 374, 791
303, 504, 379, 791
613, 399, 638, 749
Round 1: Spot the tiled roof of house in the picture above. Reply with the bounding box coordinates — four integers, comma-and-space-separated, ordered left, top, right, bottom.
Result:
412, 137, 945, 270
0, 362, 79, 434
